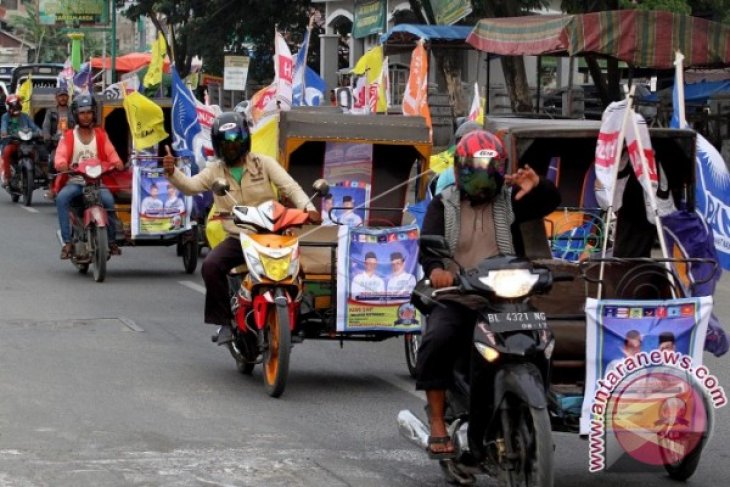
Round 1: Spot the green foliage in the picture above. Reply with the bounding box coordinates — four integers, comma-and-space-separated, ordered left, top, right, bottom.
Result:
7, 0, 67, 63
619, 0, 691, 14
123, 0, 319, 83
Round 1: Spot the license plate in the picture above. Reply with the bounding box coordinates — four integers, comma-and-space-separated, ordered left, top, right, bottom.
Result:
485, 312, 548, 332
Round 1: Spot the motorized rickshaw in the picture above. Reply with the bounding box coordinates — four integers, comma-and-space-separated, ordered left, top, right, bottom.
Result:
223, 107, 433, 396
96, 98, 200, 274
485, 116, 717, 481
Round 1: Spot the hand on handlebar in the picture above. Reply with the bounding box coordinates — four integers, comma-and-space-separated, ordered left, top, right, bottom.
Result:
307, 210, 323, 225
429, 268, 455, 289
163, 145, 176, 176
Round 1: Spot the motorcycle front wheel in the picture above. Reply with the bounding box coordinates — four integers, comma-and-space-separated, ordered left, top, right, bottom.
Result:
498, 402, 554, 487
262, 298, 291, 398
90, 226, 108, 283
21, 166, 33, 207
404, 333, 420, 379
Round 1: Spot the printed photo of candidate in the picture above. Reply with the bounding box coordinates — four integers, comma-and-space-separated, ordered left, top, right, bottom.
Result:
328, 184, 367, 227
349, 237, 418, 303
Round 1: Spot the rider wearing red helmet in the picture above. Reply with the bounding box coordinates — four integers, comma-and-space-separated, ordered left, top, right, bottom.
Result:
416, 130, 561, 459
0, 94, 41, 187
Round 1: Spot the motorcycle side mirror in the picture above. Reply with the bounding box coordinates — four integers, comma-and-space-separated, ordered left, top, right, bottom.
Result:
211, 178, 230, 196
312, 179, 330, 196
420, 235, 452, 259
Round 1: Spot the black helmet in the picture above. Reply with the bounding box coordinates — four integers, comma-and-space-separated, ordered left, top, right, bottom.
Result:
211, 112, 251, 165
71, 94, 97, 120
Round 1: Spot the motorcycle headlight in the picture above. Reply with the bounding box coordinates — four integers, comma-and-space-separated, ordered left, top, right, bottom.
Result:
84, 165, 102, 178
475, 342, 500, 363
478, 269, 539, 299
259, 254, 292, 282
244, 252, 266, 279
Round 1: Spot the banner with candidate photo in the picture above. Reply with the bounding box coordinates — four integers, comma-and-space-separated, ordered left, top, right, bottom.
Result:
336, 224, 422, 332
131, 156, 192, 238
322, 181, 371, 227
580, 296, 712, 435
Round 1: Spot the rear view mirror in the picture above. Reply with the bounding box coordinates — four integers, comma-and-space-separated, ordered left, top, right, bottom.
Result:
312, 179, 330, 196
420, 235, 452, 259
211, 178, 230, 196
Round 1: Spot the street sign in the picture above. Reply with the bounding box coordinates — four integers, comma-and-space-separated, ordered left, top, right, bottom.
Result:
224, 56, 250, 92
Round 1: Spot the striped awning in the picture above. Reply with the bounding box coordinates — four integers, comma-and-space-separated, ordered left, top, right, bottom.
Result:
467, 10, 730, 69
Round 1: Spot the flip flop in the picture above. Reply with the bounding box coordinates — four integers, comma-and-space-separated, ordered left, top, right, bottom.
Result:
427, 435, 456, 460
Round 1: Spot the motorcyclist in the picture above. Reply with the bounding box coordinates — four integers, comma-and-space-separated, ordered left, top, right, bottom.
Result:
415, 130, 561, 458
43, 87, 76, 198
162, 111, 320, 344
54, 94, 124, 259
0, 95, 41, 188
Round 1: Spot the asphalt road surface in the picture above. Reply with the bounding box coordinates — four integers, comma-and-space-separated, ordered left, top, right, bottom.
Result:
0, 192, 728, 486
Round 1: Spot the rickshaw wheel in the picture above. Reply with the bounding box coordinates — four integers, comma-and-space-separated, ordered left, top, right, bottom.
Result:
662, 430, 706, 480
404, 333, 420, 378
263, 302, 291, 398
182, 238, 198, 274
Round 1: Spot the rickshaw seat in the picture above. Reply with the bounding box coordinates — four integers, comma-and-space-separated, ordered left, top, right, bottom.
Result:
103, 168, 133, 204
290, 225, 339, 276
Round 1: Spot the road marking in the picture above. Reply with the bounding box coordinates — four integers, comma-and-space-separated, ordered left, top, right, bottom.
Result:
118, 316, 144, 332
20, 206, 39, 213
179, 280, 206, 294
373, 374, 424, 401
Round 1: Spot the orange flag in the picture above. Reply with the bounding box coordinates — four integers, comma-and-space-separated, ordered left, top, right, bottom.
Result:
402, 39, 432, 139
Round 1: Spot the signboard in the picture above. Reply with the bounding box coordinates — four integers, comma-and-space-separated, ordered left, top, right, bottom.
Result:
223, 56, 250, 91
353, 0, 386, 39
39, 0, 108, 26
429, 0, 473, 25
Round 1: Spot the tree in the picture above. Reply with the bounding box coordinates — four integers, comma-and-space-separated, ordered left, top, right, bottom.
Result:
7, 0, 68, 63
123, 0, 319, 83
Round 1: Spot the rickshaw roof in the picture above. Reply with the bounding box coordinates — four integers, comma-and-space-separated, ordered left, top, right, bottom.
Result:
279, 109, 432, 162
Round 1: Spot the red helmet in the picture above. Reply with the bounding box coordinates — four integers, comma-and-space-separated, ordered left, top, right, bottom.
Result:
454, 130, 506, 202
6, 95, 22, 113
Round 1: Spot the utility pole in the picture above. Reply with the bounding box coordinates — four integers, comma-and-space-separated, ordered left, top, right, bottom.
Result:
111, 0, 117, 83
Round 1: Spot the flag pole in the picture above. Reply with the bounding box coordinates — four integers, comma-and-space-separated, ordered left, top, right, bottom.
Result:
674, 50, 686, 127
597, 85, 636, 300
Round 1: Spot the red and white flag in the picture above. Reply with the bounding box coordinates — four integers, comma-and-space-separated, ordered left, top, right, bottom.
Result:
275, 31, 293, 110
402, 40, 432, 138
250, 83, 278, 128
468, 82, 481, 122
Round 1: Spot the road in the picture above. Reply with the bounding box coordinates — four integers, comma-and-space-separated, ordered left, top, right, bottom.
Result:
0, 192, 728, 486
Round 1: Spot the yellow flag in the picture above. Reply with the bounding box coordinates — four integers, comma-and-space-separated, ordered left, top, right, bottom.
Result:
251, 117, 279, 159
17, 75, 32, 114
352, 45, 383, 84
143, 32, 167, 88
430, 146, 455, 174
123, 91, 169, 150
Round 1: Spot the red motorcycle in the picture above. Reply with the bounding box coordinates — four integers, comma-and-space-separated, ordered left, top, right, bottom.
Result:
58, 158, 118, 283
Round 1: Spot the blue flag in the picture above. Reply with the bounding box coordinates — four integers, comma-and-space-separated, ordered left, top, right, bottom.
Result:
171, 67, 201, 162
301, 66, 327, 106
671, 67, 730, 270
73, 62, 93, 94
292, 28, 311, 106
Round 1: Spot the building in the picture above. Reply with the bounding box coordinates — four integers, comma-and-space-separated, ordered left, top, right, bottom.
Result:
0, 0, 33, 63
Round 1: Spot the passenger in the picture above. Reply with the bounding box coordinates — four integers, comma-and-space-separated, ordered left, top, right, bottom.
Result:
162, 111, 320, 344
416, 130, 561, 458
43, 87, 76, 198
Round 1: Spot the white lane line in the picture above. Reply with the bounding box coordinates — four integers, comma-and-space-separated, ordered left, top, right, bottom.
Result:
179, 280, 206, 294
20, 206, 39, 213
373, 374, 424, 401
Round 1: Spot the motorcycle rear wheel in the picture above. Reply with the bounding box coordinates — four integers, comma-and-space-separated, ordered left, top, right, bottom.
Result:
498, 403, 554, 487
91, 226, 108, 283
262, 300, 291, 398
21, 166, 33, 207
404, 333, 420, 379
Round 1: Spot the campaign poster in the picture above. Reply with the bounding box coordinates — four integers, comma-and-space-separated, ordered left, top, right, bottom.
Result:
335, 224, 422, 332
323, 142, 373, 185
322, 181, 370, 227
580, 296, 712, 435
131, 156, 192, 238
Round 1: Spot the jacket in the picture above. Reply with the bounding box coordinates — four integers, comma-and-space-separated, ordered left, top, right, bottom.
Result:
168, 152, 315, 237
42, 106, 76, 140
54, 128, 123, 170
0, 112, 40, 137
420, 178, 561, 277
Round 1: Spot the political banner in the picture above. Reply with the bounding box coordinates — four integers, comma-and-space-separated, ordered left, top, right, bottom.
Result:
323, 181, 371, 227
580, 296, 712, 435
323, 142, 373, 184
430, 0, 473, 25
336, 224, 422, 332
352, 0, 386, 39
131, 156, 192, 238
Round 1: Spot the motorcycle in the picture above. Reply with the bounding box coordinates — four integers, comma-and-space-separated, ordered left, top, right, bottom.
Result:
399, 235, 557, 487
56, 158, 118, 283
211, 178, 329, 398
2, 128, 44, 206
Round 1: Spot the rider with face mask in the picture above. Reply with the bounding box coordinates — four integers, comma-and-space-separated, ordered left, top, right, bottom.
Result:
415, 130, 561, 459
162, 112, 321, 344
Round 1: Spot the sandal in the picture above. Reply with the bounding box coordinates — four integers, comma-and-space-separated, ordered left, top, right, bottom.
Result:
109, 243, 122, 256
60, 243, 73, 260
427, 435, 456, 460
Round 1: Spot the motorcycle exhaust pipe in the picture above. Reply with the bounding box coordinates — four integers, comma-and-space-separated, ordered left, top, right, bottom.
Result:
397, 410, 429, 450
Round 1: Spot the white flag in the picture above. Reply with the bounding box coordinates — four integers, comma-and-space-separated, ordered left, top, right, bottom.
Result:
275, 31, 293, 110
